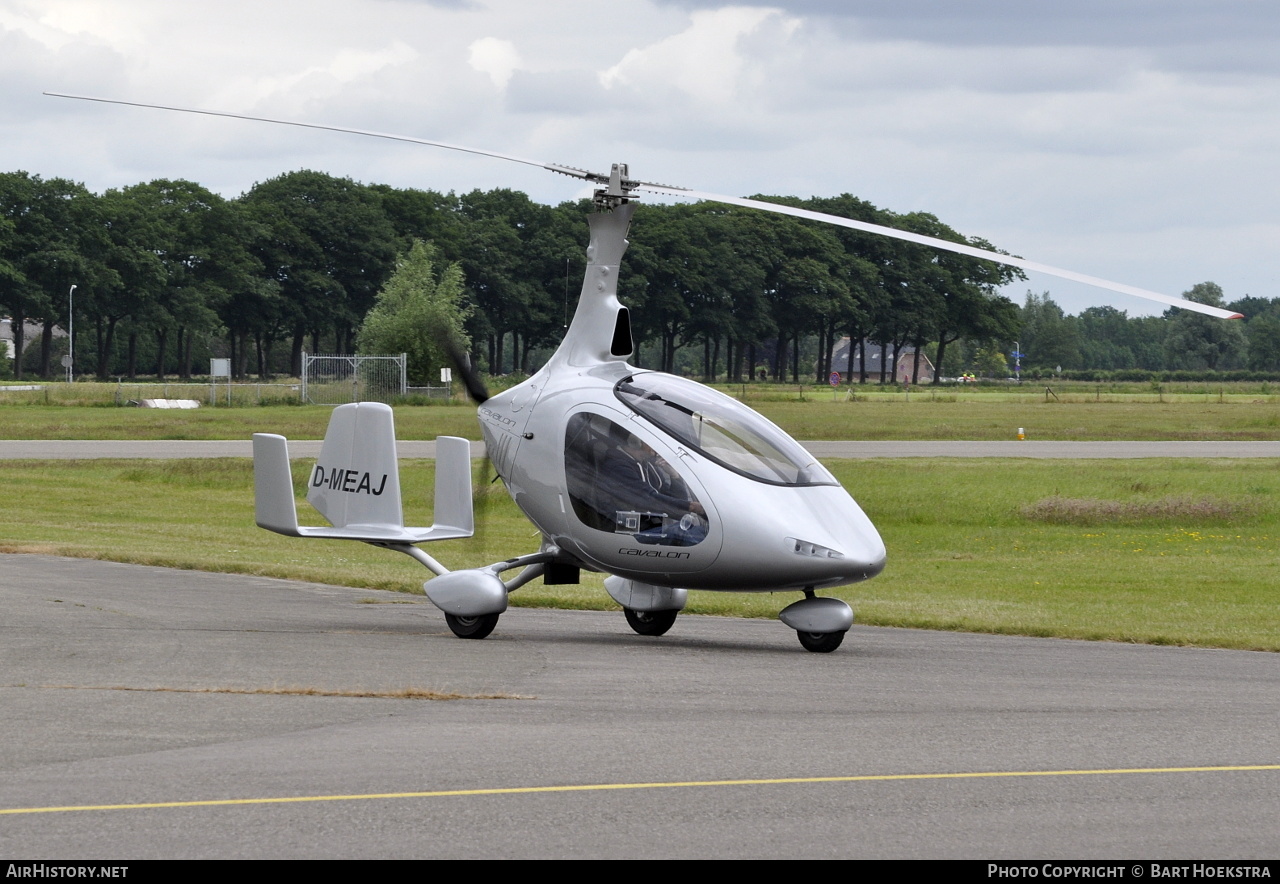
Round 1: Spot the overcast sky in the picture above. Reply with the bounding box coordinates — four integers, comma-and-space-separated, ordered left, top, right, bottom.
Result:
3, 0, 1277, 315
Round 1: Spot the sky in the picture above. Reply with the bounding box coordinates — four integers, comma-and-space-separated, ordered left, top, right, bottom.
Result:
3, 0, 1278, 316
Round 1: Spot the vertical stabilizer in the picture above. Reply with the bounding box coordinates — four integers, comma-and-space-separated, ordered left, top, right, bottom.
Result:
307, 402, 404, 530
432, 435, 474, 536
253, 433, 301, 536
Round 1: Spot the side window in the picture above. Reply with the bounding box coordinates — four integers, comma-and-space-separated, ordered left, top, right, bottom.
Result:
564, 413, 707, 547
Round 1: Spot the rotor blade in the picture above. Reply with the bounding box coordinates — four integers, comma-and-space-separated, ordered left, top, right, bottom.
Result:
639, 185, 1242, 321
43, 92, 599, 184
49, 91, 1236, 320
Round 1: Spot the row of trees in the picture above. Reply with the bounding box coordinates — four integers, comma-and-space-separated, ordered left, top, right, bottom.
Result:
2, 167, 1269, 385
1015, 284, 1280, 376
0, 168, 1025, 385
0, 170, 396, 381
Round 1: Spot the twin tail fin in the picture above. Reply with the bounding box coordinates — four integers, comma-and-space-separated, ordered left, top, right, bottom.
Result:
253, 402, 472, 543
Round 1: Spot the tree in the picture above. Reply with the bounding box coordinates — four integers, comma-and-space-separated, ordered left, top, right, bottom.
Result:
1019, 292, 1081, 371
626, 202, 752, 375
885, 216, 1022, 385
724, 201, 849, 382
0, 173, 106, 378
1226, 295, 1274, 322
242, 171, 398, 375
1163, 282, 1246, 371
972, 345, 1009, 378
1076, 305, 1137, 370
802, 195, 889, 384
356, 241, 471, 386
453, 189, 581, 374
1245, 302, 1280, 371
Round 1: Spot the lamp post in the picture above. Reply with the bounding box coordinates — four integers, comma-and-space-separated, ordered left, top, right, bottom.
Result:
67, 284, 77, 383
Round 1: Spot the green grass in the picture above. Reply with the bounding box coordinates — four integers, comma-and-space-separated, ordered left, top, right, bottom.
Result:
836, 458, 1279, 650
740, 396, 1280, 441
3, 391, 1280, 441
2, 457, 1276, 651
0, 403, 484, 441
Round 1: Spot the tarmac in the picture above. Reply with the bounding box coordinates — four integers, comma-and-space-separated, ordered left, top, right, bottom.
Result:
2, 554, 1277, 858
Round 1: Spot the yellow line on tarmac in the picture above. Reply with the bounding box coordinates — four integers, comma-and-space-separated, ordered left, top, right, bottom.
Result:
3, 764, 1277, 816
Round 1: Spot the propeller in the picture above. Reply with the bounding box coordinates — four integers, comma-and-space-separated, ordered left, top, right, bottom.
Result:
436, 335, 499, 547
45, 91, 1243, 321
441, 337, 489, 406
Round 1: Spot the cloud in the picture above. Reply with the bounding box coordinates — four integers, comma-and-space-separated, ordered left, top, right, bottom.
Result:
0, 0, 146, 51
469, 36, 522, 89
2, 0, 1276, 312
661, 0, 1280, 50
505, 69, 611, 115
599, 6, 795, 105
209, 42, 419, 112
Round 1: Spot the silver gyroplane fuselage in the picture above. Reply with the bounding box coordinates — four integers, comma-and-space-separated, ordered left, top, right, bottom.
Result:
254, 199, 884, 653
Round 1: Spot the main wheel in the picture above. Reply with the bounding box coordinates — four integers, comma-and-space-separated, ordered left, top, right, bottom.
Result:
624, 607, 678, 637
445, 612, 500, 640
797, 630, 844, 653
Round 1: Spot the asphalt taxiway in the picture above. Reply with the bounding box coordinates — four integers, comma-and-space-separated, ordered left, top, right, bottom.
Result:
1, 554, 1276, 859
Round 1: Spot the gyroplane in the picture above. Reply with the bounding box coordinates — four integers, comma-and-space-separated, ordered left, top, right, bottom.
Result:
47, 93, 1241, 652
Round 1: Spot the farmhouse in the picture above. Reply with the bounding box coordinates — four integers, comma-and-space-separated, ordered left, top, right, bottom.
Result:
830, 337, 936, 384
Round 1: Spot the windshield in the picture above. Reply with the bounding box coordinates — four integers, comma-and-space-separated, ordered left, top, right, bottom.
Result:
614, 373, 837, 487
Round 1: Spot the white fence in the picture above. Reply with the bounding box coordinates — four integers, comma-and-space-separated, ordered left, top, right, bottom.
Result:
301, 353, 407, 405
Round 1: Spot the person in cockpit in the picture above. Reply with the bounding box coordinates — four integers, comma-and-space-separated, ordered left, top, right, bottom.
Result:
597, 427, 707, 546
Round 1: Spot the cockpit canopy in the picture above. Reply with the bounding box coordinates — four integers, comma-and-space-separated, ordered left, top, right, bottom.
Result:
614, 372, 838, 487
564, 412, 707, 547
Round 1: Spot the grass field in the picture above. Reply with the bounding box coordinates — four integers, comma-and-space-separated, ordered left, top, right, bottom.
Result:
0, 402, 484, 441
3, 384, 1280, 441
2, 456, 1276, 651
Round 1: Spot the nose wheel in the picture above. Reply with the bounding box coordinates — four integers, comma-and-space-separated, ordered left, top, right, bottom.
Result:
445, 612, 500, 639
797, 630, 844, 653
624, 607, 678, 636
780, 592, 853, 653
